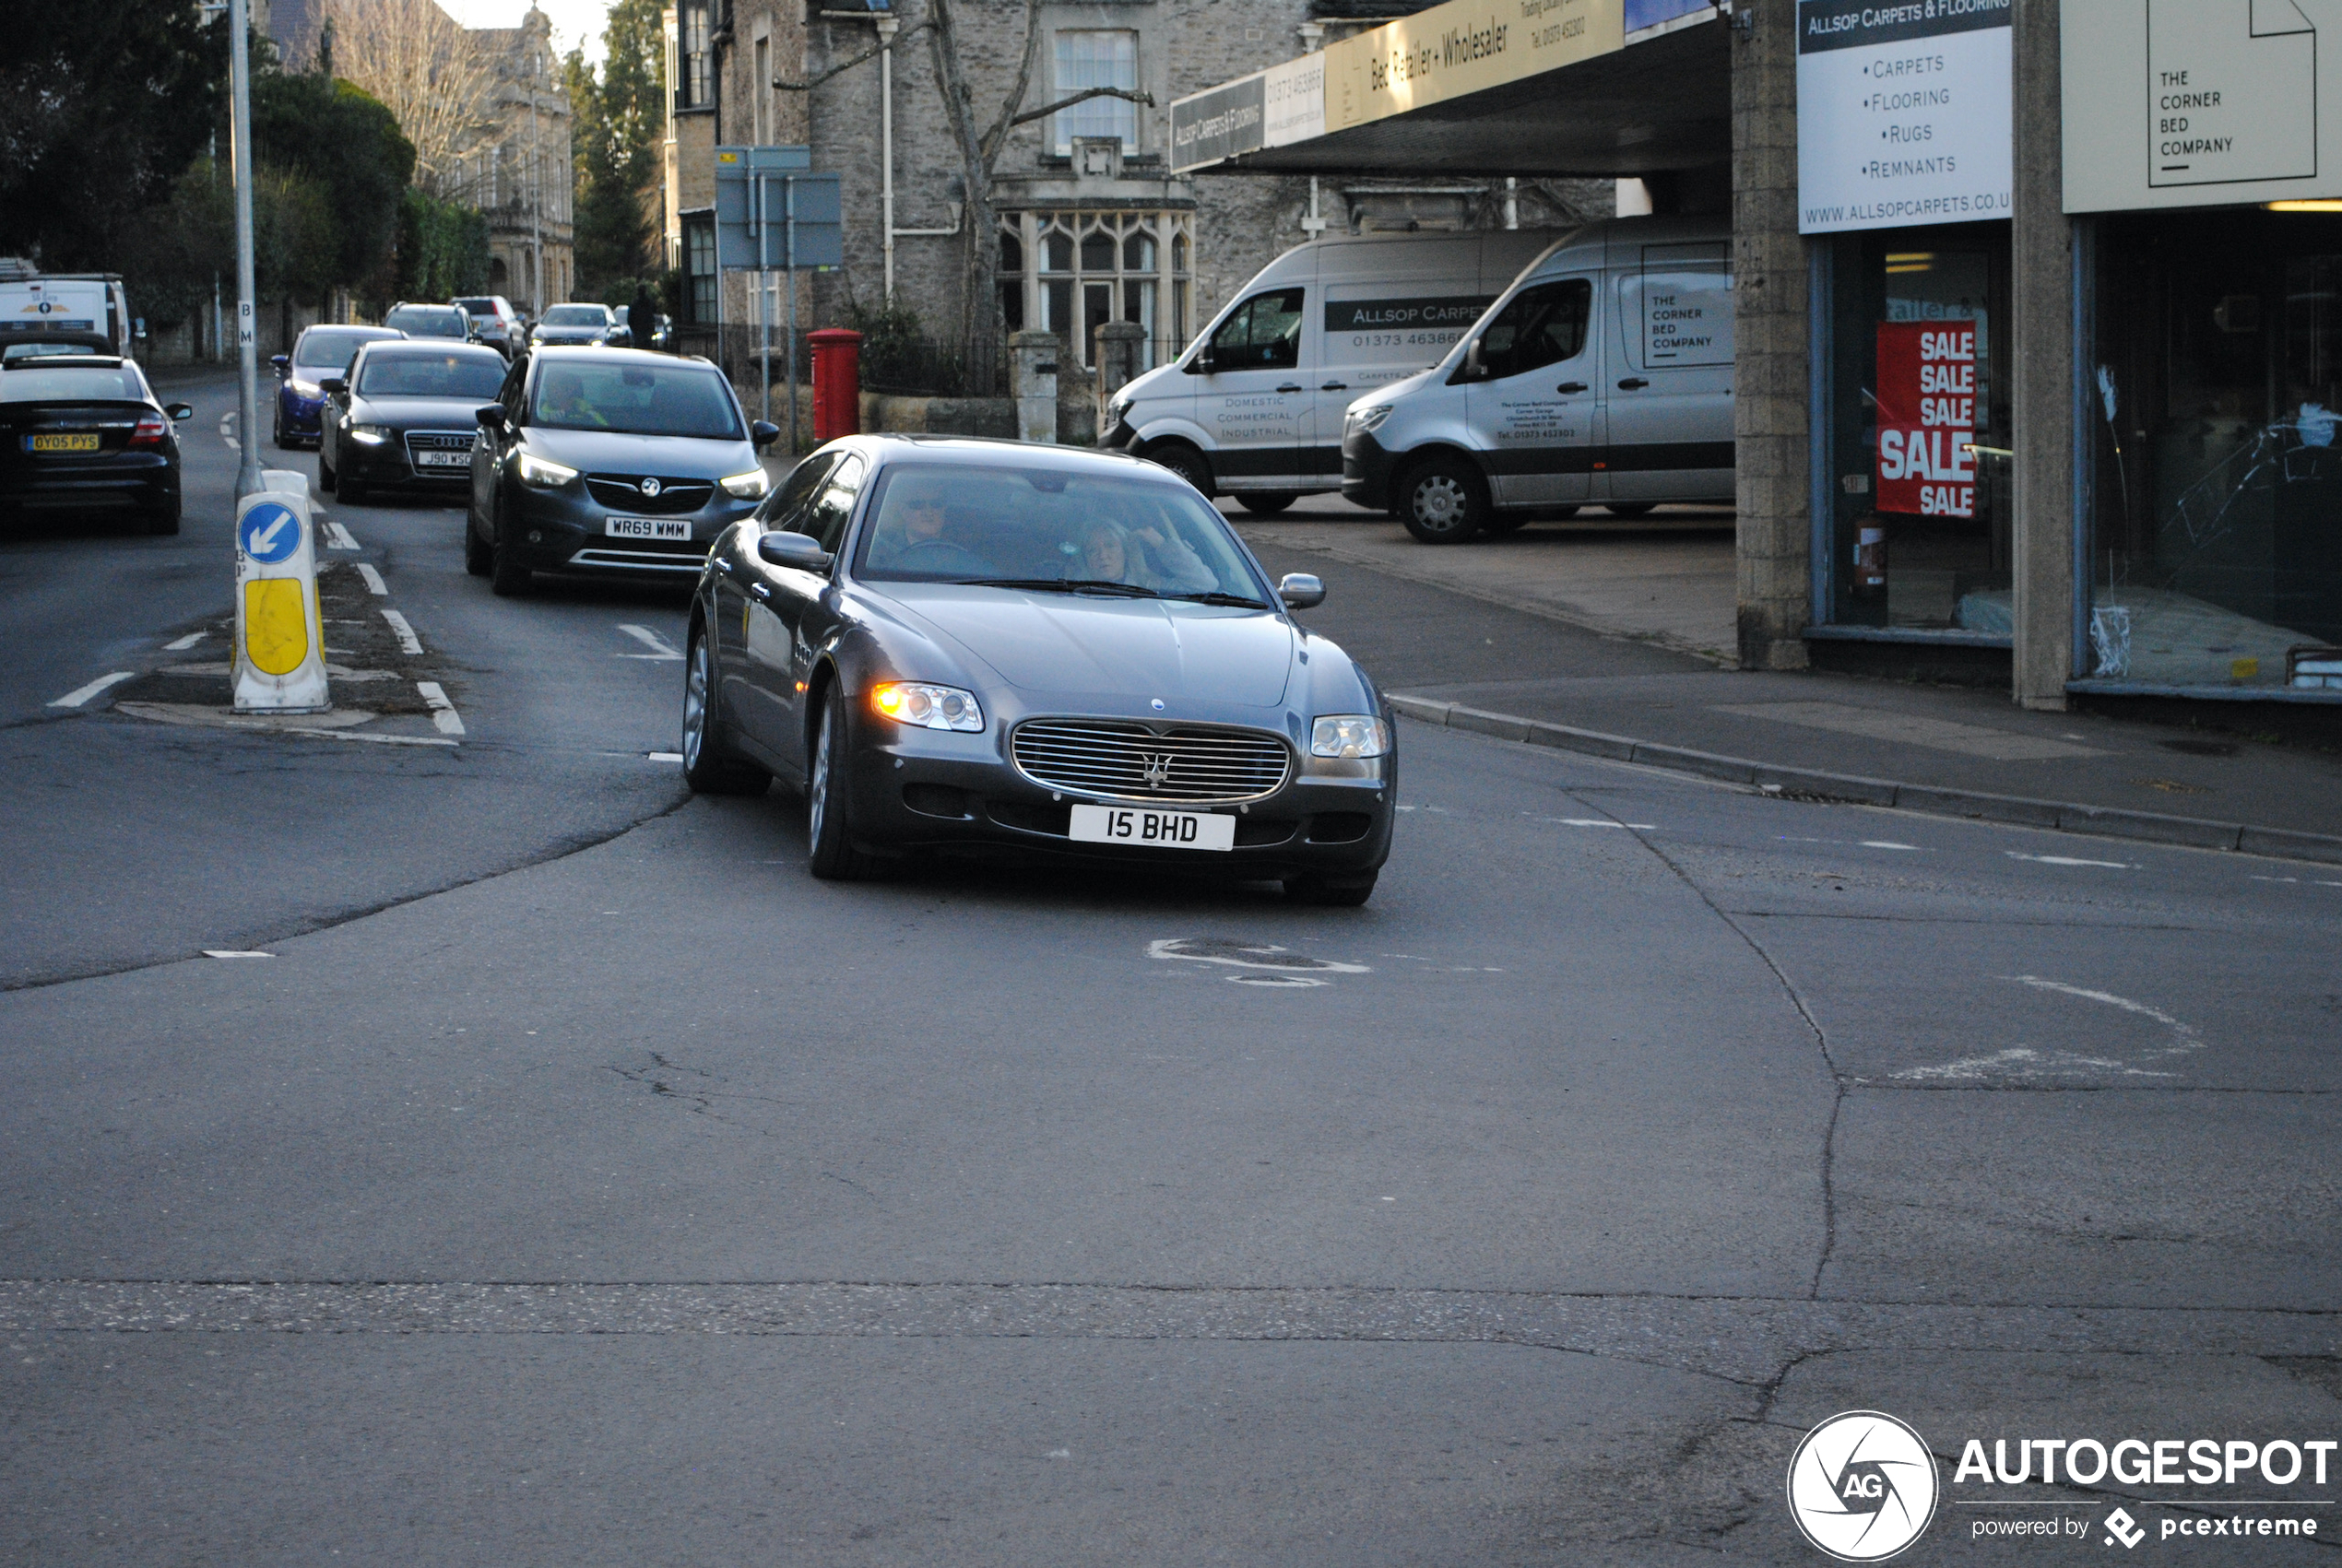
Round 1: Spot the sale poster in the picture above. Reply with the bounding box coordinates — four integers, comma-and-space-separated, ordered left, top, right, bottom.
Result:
1875, 322, 1978, 518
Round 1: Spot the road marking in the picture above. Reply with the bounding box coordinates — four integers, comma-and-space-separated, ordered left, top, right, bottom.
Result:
1862, 841, 1922, 851
2006, 851, 2132, 869
415, 680, 464, 736
616, 623, 683, 660
49, 672, 135, 708
355, 563, 387, 595
1894, 977, 2202, 1082
380, 608, 422, 654
2013, 975, 2194, 1033
202, 949, 274, 960
301, 730, 457, 748
322, 520, 360, 550
219, 413, 237, 452
163, 631, 205, 651
647, 750, 683, 761
1548, 817, 1658, 831
1149, 938, 1369, 989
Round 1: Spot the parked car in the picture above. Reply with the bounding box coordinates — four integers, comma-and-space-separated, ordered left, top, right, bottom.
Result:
451, 295, 526, 358
1339, 215, 1736, 542
316, 341, 508, 504
1106, 229, 1560, 513
0, 355, 193, 533
382, 301, 472, 342
678, 435, 1393, 902
465, 347, 779, 594
530, 302, 632, 348
269, 324, 402, 448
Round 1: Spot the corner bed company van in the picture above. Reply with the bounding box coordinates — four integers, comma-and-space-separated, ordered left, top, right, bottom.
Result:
1102, 229, 1563, 513
0, 274, 136, 362
1339, 215, 1735, 543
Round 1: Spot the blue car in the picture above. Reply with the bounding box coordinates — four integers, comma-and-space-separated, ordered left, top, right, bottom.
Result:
271, 324, 402, 449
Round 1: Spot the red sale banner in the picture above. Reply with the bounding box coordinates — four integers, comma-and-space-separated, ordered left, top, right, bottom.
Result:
1875, 322, 1977, 518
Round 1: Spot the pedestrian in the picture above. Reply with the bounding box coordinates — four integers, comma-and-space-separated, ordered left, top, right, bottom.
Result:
628, 286, 656, 352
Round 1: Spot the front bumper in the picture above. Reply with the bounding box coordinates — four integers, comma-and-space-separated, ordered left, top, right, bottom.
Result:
840, 708, 1395, 879
339, 431, 475, 490
500, 478, 760, 576
1340, 430, 1401, 512
278, 386, 325, 443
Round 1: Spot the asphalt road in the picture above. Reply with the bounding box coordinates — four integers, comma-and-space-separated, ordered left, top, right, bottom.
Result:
4, 379, 2338, 1564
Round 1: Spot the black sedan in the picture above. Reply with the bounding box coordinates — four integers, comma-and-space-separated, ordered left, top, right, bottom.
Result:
466, 347, 778, 595
317, 342, 510, 504
530, 302, 632, 348
0, 356, 194, 533
679, 436, 1395, 904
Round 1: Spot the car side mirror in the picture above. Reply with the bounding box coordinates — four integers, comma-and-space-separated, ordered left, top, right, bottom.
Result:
1189, 350, 1214, 375
476, 404, 506, 430
1277, 572, 1325, 609
319, 376, 347, 397
750, 419, 781, 449
757, 530, 834, 572
1463, 340, 1486, 381
167, 403, 195, 422
269, 354, 289, 377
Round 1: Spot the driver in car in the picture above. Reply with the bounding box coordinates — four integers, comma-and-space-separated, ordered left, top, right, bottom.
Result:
539, 369, 608, 429
1079, 517, 1214, 594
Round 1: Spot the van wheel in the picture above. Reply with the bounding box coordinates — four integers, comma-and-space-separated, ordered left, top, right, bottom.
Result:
1398, 455, 1487, 544
1145, 442, 1213, 497
1604, 501, 1655, 518
1236, 491, 1295, 515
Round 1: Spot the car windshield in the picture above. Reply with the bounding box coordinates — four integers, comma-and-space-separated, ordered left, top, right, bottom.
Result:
0, 366, 145, 402
386, 308, 465, 338
357, 352, 506, 399
853, 463, 1270, 603
294, 331, 384, 371
528, 360, 740, 438
540, 305, 605, 325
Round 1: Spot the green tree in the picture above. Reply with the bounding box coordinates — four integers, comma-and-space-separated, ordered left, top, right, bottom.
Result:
566, 0, 666, 296
396, 188, 491, 302
252, 71, 416, 295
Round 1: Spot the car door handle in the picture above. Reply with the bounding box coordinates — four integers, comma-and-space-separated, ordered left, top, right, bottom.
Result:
1320, 382, 1348, 392
749, 582, 772, 603
1616, 377, 1650, 391
1556, 382, 1588, 395
1276, 383, 1304, 393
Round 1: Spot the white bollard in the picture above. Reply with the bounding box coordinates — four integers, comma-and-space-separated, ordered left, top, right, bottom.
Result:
232, 480, 331, 713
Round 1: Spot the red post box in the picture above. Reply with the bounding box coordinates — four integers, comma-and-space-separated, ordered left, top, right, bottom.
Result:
809, 327, 862, 442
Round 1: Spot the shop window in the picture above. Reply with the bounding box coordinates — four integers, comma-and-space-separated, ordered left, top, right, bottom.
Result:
1053, 31, 1137, 156
2086, 210, 2342, 691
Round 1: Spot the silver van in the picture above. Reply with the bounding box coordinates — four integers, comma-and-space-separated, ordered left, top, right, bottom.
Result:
1104, 229, 1562, 514
1339, 216, 1735, 543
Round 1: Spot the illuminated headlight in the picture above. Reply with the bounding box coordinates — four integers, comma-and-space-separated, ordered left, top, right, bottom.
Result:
516, 451, 578, 488
871, 681, 984, 733
720, 468, 770, 499
1344, 405, 1394, 437
1310, 714, 1390, 759
349, 424, 390, 445
290, 379, 320, 399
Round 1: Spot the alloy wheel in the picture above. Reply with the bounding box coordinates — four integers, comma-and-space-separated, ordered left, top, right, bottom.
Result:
681, 637, 709, 771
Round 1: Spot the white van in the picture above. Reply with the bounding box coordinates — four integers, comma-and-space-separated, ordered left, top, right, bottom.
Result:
0, 274, 136, 362
1339, 216, 1735, 543
1103, 230, 1563, 514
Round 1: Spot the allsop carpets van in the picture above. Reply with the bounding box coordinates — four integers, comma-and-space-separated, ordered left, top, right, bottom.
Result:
1103, 230, 1562, 513
1341, 215, 1735, 543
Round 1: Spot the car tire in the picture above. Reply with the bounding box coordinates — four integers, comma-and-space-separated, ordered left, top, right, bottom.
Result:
146, 498, 182, 536
1398, 454, 1488, 544
317, 448, 337, 493
271, 410, 286, 448
680, 625, 772, 796
463, 516, 491, 577
1145, 442, 1213, 498
1604, 501, 1655, 518
1285, 871, 1378, 907
806, 691, 879, 881
1236, 491, 1296, 516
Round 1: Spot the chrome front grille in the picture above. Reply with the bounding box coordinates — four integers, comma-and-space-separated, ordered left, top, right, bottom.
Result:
1011, 720, 1291, 804
403, 430, 474, 469
586, 474, 715, 514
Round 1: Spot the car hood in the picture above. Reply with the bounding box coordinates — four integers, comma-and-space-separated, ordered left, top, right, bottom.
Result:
1351, 367, 1441, 415
1116, 360, 1185, 407
875, 584, 1295, 707
534, 330, 604, 342
519, 427, 753, 476
351, 395, 497, 428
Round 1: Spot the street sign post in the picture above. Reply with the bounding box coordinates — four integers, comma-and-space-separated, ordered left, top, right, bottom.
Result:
231, 478, 330, 713
716, 147, 843, 448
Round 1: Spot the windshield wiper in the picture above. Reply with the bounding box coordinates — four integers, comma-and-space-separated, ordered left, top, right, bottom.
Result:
1166, 591, 1269, 608
953, 577, 1161, 598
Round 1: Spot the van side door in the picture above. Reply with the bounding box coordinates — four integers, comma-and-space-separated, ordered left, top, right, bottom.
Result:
1190, 286, 1313, 494
1602, 242, 1735, 505
1464, 277, 1601, 507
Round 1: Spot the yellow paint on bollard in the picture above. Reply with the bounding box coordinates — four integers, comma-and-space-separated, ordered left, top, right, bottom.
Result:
242, 579, 311, 675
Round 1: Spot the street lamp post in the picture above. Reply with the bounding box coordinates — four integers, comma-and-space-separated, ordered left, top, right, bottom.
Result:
228, 0, 262, 499
529, 54, 543, 314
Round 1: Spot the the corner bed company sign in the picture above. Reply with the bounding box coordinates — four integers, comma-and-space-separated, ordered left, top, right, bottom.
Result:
1796, 0, 2014, 234
2063, 0, 2333, 212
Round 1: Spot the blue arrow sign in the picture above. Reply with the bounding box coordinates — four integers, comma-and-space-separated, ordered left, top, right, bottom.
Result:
239, 501, 301, 564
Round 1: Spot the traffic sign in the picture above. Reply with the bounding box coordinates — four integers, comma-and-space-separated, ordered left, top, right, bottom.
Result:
715, 147, 843, 271
239, 501, 301, 564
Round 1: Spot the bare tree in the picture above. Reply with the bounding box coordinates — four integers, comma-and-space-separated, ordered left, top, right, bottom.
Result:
321, 0, 498, 200
781, 0, 1150, 394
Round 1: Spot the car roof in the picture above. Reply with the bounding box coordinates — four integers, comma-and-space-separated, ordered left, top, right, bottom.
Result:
360, 339, 505, 358
1, 354, 127, 369
302, 324, 400, 338
845, 432, 1190, 483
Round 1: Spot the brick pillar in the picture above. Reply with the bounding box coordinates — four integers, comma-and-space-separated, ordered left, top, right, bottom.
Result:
1732, 0, 1813, 671
2011, 0, 2076, 710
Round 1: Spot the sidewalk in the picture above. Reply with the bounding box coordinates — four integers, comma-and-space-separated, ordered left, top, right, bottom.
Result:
1231, 500, 2342, 863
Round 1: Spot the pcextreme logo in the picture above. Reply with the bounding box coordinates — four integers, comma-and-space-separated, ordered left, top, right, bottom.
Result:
1787, 1410, 1942, 1562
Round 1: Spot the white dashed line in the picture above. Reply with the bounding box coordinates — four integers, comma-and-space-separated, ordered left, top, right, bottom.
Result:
380, 608, 423, 654
1862, 841, 1922, 851
302, 730, 457, 748
355, 563, 387, 595
49, 671, 135, 708
647, 751, 683, 761
415, 680, 465, 736
2006, 852, 2133, 869
617, 623, 683, 660
202, 949, 274, 960
163, 631, 206, 651
219, 413, 238, 452
322, 520, 360, 550
1553, 818, 1658, 831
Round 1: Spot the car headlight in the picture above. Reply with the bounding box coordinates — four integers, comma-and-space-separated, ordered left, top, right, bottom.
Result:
1310, 714, 1390, 759
290, 379, 320, 399
720, 468, 770, 500
1106, 395, 1132, 423
349, 424, 390, 445
870, 681, 985, 733
1344, 405, 1394, 437
516, 451, 578, 488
